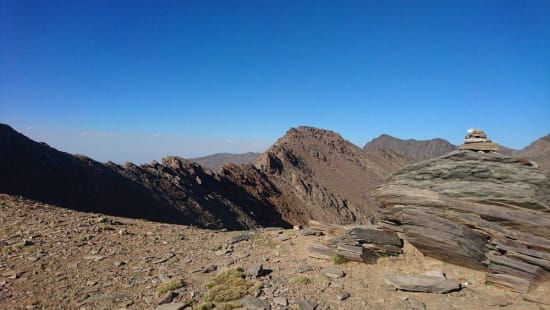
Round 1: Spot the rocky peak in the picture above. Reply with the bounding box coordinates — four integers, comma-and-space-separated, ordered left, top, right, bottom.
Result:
253, 126, 409, 225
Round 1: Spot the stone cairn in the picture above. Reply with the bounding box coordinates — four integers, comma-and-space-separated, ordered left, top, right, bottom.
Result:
458, 128, 499, 152
307, 220, 403, 263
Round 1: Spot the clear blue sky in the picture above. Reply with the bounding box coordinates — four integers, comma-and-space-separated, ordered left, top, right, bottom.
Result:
1, 0, 549, 163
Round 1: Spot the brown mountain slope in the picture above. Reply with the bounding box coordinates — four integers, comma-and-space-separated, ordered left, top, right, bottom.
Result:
514, 134, 550, 169
190, 152, 261, 171
363, 134, 456, 162
254, 126, 409, 225
0, 124, 288, 229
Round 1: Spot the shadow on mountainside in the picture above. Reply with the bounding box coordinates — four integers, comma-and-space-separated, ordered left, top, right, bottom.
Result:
0, 124, 290, 230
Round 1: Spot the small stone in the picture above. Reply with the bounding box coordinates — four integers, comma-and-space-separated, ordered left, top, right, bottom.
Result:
247, 263, 264, 277
337, 292, 350, 301
296, 265, 313, 273
154, 303, 188, 310
227, 233, 254, 244
202, 265, 217, 273
274, 296, 288, 306
296, 300, 318, 310
241, 295, 271, 310
293, 225, 302, 230
158, 291, 178, 305
324, 267, 345, 279
237, 252, 250, 259
27, 256, 40, 262
114, 261, 126, 267
86, 281, 97, 286
215, 248, 232, 256
276, 235, 290, 242
299, 229, 324, 236
153, 253, 175, 264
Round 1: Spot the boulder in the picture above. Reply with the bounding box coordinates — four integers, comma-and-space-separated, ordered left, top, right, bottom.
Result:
376, 150, 550, 293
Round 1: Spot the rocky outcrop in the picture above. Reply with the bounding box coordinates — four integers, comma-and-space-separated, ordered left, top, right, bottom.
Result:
307, 220, 403, 263
376, 150, 550, 293
108, 158, 290, 229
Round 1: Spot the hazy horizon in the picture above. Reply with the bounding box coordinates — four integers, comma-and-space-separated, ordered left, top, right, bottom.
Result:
2, 1, 549, 163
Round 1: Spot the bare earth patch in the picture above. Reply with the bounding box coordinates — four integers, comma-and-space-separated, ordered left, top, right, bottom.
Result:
0, 194, 545, 309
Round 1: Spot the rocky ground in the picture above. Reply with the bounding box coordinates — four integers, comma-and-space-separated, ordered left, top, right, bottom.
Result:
1, 194, 546, 310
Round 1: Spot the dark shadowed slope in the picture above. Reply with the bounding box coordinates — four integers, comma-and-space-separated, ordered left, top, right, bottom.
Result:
190, 152, 261, 171
0, 123, 183, 224
0, 124, 289, 229
363, 134, 457, 162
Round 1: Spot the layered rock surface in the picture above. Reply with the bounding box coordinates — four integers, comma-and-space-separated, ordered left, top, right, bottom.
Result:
376, 150, 550, 293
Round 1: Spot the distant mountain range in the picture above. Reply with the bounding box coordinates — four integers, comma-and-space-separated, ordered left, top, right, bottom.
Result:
363, 134, 456, 162
191, 152, 261, 171
1, 123, 548, 229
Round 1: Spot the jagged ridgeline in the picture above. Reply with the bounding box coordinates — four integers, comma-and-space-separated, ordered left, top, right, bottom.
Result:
0, 124, 412, 228
1, 123, 548, 231
0, 124, 288, 229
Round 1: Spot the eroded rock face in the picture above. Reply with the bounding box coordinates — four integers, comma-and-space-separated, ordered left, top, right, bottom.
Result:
375, 150, 550, 293
254, 126, 409, 225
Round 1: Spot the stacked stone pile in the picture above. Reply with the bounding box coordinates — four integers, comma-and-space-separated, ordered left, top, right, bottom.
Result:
458, 128, 499, 152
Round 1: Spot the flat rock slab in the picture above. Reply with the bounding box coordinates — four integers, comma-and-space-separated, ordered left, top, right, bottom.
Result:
296, 300, 318, 310
384, 275, 461, 293
324, 267, 345, 279
241, 295, 271, 310
154, 303, 189, 310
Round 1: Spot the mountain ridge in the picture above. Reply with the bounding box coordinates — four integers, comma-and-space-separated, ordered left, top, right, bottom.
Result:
363, 133, 457, 162
1, 122, 548, 229
190, 152, 261, 171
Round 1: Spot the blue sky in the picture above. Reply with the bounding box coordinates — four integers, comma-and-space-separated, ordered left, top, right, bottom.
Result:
1, 0, 549, 163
